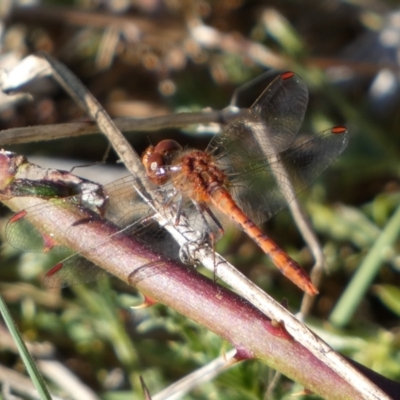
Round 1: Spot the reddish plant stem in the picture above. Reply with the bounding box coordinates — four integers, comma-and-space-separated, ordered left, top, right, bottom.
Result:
0, 154, 388, 400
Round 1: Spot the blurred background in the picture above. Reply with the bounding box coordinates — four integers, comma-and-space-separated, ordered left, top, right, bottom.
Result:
1, 1, 400, 399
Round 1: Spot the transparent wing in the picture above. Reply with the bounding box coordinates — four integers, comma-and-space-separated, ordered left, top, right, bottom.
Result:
5, 176, 107, 253
205, 72, 348, 224
15, 174, 182, 288
226, 126, 349, 224
6, 200, 79, 254
43, 258, 107, 288
6, 209, 55, 253
207, 71, 309, 158
5, 175, 162, 287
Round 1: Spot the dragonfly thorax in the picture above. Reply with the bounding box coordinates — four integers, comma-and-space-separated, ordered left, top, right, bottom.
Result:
171, 150, 228, 204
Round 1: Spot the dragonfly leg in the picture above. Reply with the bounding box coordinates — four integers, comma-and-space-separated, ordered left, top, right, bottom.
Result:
192, 201, 226, 281
179, 240, 201, 265
173, 196, 183, 225
192, 201, 224, 238
178, 223, 212, 267
202, 203, 224, 237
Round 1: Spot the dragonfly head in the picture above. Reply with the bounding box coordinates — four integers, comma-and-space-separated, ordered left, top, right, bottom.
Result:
142, 140, 182, 185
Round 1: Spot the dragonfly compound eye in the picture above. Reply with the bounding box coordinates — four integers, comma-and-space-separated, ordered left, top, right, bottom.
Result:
144, 152, 169, 185
154, 140, 182, 156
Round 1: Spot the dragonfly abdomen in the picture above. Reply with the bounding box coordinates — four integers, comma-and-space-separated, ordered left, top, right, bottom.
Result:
209, 186, 318, 295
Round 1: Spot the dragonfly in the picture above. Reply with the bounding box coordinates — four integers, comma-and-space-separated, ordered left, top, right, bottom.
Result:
4, 71, 348, 294
140, 72, 348, 295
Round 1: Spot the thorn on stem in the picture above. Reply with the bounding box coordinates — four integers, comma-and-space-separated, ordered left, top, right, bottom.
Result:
265, 319, 294, 341
131, 294, 157, 309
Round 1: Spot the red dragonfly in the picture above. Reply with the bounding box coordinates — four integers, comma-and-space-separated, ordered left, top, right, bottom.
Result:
5, 72, 348, 294
140, 72, 348, 295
